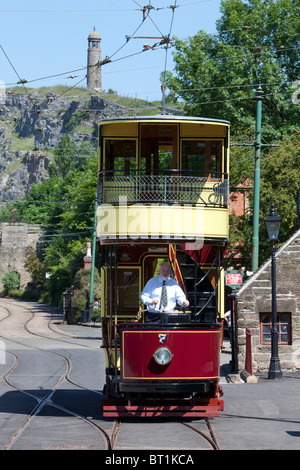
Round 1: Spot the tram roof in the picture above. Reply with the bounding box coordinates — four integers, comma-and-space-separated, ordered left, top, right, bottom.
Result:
98, 115, 230, 126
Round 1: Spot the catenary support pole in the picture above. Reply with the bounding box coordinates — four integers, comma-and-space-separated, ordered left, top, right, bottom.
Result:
251, 86, 263, 272
89, 196, 97, 316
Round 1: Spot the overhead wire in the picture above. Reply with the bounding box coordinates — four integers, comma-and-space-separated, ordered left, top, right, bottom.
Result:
0, 4, 298, 181
0, 2, 185, 237
0, 45, 30, 95
0, 2, 208, 13
160, 0, 178, 112
17, 3, 172, 105
2, 42, 297, 88
1, 8, 297, 92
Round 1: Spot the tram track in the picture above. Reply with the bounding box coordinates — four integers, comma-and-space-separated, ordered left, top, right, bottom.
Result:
0, 300, 222, 451
180, 419, 220, 450
110, 417, 220, 451
0, 301, 114, 450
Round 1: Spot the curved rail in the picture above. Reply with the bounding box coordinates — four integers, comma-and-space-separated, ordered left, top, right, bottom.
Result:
0, 301, 114, 450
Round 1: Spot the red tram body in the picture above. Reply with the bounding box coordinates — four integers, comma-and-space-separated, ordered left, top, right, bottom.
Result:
97, 116, 229, 418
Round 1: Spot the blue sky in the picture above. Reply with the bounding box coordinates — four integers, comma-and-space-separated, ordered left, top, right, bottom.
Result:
0, 0, 222, 101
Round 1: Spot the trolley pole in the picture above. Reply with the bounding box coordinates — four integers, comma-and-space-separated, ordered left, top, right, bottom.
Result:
251, 86, 263, 273
89, 196, 97, 317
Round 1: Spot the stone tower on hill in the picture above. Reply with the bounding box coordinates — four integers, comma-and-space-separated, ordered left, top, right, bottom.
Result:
87, 27, 102, 92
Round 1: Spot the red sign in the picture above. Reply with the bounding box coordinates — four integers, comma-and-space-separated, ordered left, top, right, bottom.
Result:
226, 273, 242, 286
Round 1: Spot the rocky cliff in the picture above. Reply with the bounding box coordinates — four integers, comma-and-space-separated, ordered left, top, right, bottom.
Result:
0, 89, 162, 204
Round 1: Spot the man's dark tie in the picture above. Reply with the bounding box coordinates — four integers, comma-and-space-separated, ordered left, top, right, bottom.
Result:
159, 280, 168, 309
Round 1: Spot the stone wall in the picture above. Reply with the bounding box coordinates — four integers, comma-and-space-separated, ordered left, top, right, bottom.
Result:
0, 221, 42, 290
235, 229, 300, 372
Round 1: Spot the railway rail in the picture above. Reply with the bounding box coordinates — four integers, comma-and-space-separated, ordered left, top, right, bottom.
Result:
0, 299, 222, 451
110, 417, 220, 451
0, 301, 112, 450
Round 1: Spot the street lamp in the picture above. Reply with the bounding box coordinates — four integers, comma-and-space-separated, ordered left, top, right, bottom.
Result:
264, 204, 282, 380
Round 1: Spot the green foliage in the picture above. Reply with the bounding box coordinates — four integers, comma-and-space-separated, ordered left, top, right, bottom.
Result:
72, 289, 88, 319
64, 102, 91, 132
7, 289, 40, 301
24, 246, 47, 289
162, 0, 300, 268
163, 0, 300, 139
0, 136, 98, 305
71, 268, 101, 319
1, 271, 20, 294
227, 131, 300, 268
259, 131, 300, 259
48, 135, 87, 178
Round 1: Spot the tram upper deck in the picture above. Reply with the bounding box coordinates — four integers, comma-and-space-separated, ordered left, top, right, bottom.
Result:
97, 115, 230, 244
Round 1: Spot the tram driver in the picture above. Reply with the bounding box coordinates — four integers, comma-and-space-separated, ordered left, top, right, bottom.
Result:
141, 262, 189, 323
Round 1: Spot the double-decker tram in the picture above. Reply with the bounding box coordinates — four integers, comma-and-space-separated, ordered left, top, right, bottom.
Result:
97, 115, 230, 418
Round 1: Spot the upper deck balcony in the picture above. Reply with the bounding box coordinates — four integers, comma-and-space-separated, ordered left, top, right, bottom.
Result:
98, 169, 229, 206
96, 116, 230, 244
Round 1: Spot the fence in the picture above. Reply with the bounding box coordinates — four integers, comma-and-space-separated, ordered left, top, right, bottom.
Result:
98, 170, 229, 207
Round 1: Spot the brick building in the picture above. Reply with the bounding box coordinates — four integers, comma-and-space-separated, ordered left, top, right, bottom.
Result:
234, 228, 300, 372
229, 181, 251, 217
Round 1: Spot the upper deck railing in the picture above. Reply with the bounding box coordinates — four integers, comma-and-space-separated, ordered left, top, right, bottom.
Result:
98, 169, 229, 208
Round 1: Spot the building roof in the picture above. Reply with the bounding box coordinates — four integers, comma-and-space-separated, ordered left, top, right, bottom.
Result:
98, 115, 230, 126
236, 227, 300, 297
88, 27, 100, 39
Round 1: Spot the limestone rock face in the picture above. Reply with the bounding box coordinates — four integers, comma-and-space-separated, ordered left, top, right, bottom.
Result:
0, 91, 128, 203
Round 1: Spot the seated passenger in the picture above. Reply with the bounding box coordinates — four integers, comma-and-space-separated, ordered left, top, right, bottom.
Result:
141, 262, 189, 322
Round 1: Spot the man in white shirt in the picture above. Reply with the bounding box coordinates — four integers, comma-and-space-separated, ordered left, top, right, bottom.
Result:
141, 262, 189, 322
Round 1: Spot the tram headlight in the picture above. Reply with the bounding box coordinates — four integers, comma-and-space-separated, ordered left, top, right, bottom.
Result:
153, 347, 173, 365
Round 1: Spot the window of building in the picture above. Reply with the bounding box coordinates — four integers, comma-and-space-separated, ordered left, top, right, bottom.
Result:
260, 313, 291, 345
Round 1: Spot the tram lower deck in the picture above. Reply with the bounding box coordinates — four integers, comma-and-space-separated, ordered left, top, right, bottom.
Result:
100, 243, 225, 418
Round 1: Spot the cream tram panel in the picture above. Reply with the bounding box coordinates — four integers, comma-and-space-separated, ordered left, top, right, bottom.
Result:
97, 205, 228, 241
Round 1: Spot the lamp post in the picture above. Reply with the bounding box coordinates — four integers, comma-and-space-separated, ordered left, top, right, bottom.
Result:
264, 204, 282, 380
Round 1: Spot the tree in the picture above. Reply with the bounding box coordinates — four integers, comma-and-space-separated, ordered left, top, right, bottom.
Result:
162, 0, 300, 269
226, 131, 300, 268
1, 271, 20, 293
163, 0, 300, 139
48, 135, 88, 178
259, 131, 300, 259
71, 268, 101, 320
24, 246, 47, 289
0, 139, 98, 305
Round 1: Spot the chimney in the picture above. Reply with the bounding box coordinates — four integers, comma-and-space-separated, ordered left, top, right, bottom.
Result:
84, 242, 92, 269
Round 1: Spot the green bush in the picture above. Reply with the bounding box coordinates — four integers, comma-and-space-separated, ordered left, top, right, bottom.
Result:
72, 289, 88, 320
1, 271, 20, 295
71, 268, 101, 319
8, 289, 40, 301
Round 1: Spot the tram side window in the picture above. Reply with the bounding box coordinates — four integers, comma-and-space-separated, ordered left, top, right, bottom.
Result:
182, 141, 222, 177
105, 140, 137, 175
106, 268, 140, 316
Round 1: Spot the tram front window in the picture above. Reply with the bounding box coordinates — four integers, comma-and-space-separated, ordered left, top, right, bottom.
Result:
105, 139, 137, 175
140, 124, 178, 173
